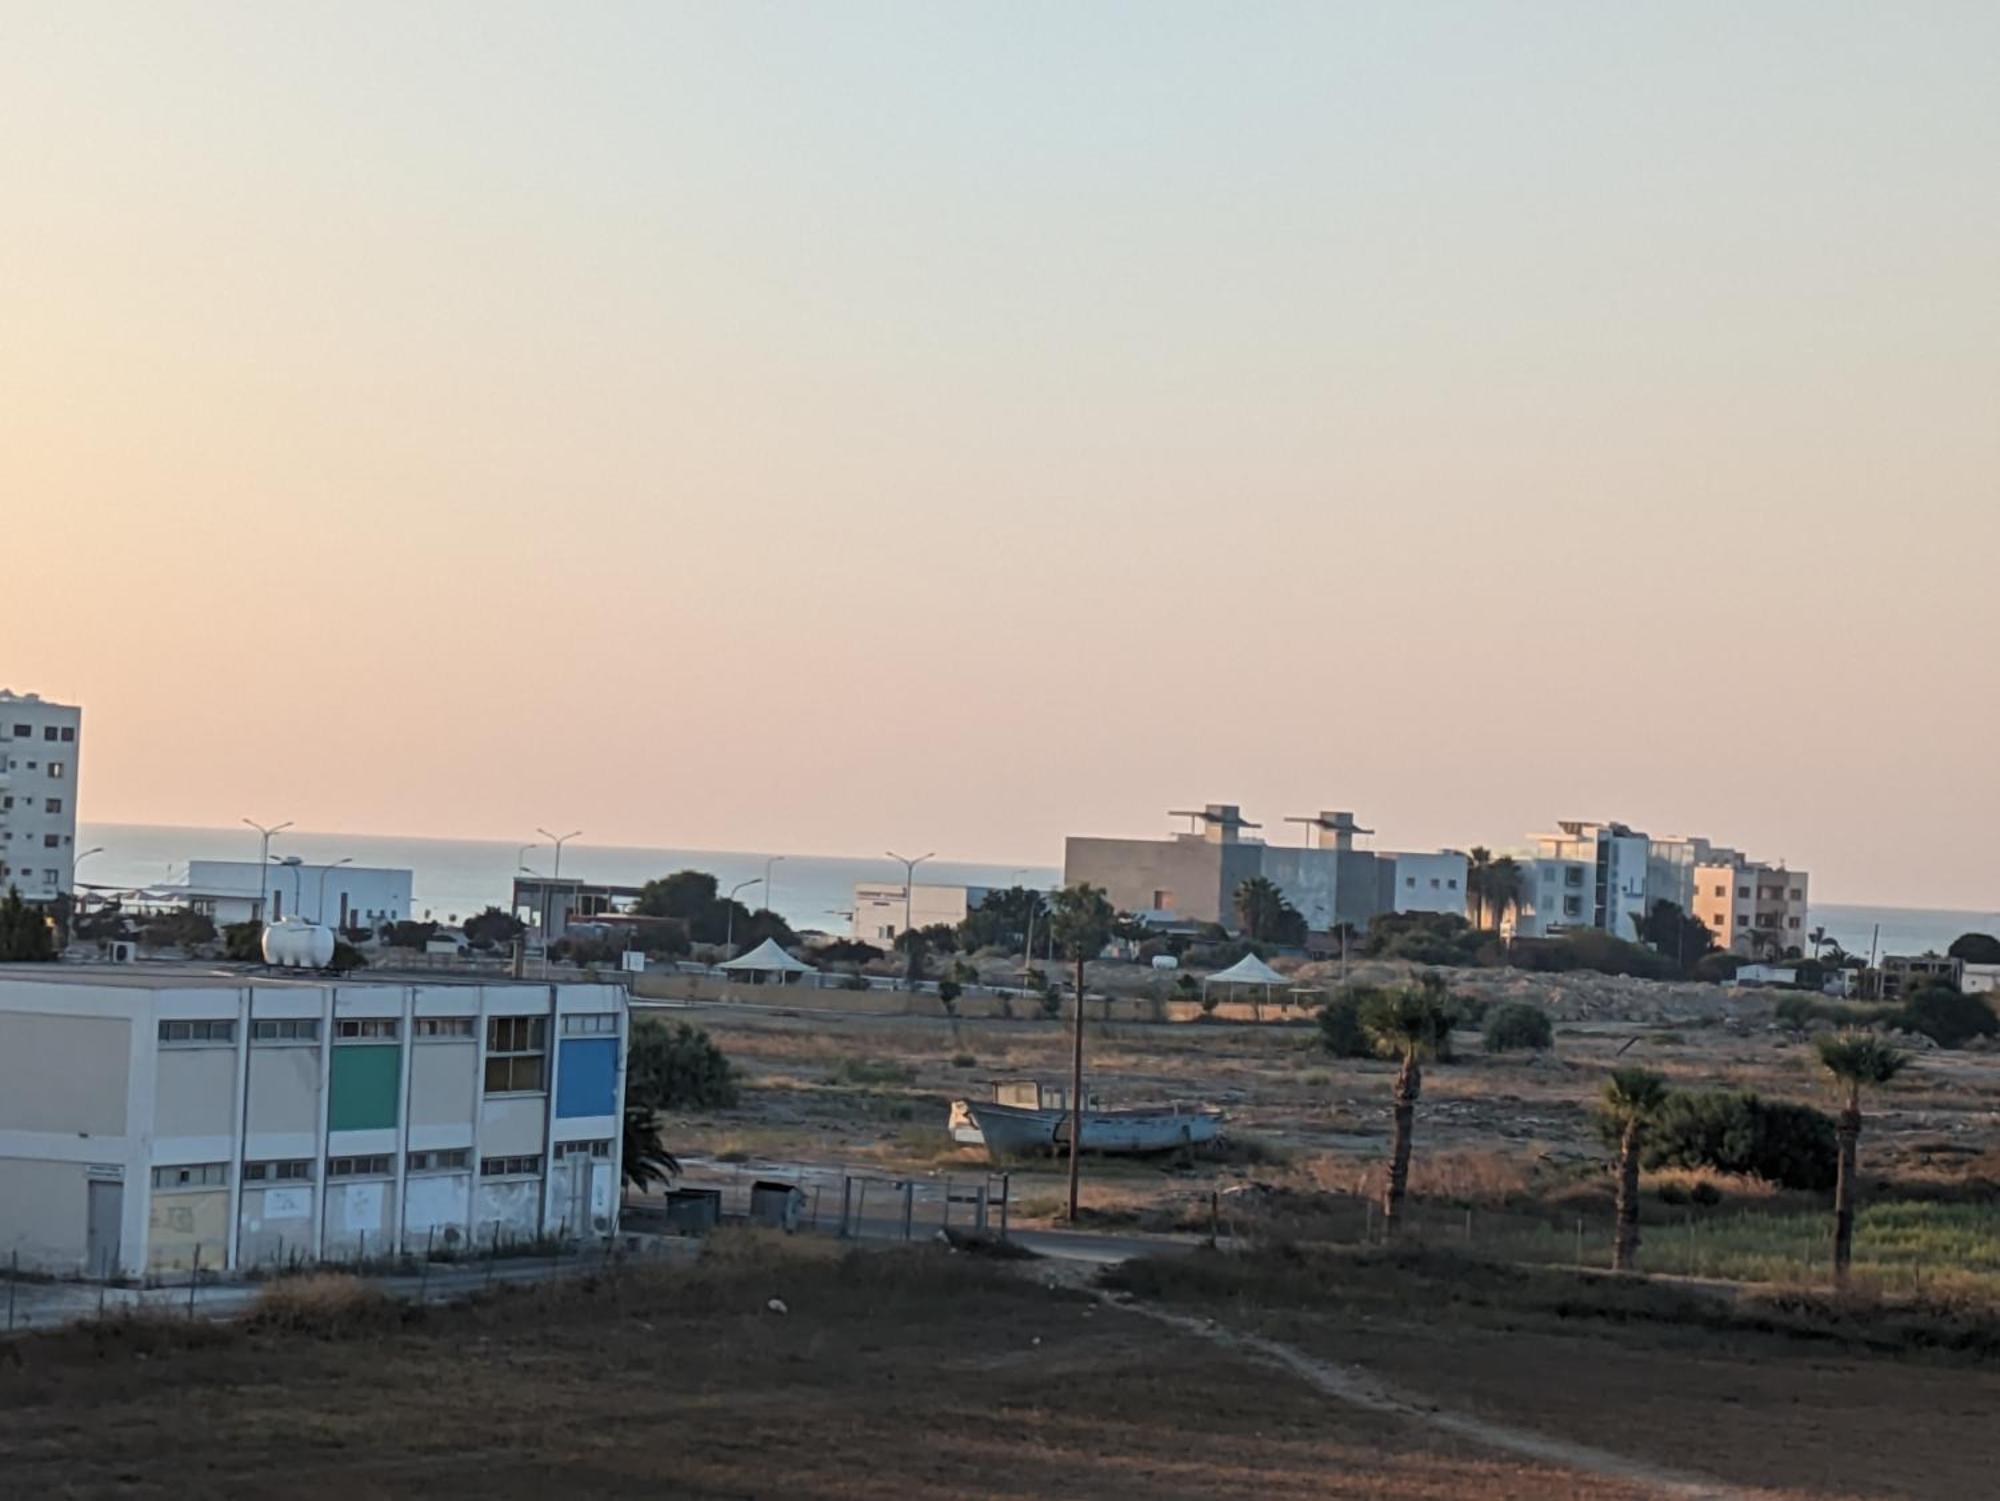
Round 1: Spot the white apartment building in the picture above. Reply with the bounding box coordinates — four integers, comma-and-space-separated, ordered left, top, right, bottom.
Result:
0, 967, 628, 1277
852, 882, 992, 945
1384, 851, 1470, 918
1692, 862, 1811, 959
0, 690, 81, 905
1515, 821, 1652, 938
181, 859, 413, 930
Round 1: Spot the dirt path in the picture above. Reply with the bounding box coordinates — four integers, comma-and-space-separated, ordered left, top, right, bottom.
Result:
1097, 1288, 1756, 1500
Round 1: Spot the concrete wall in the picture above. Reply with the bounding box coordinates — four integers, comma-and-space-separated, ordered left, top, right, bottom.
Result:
1385, 852, 1469, 917
155, 1047, 237, 1139
474, 1178, 541, 1243
479, 1095, 547, 1159
403, 1172, 473, 1252
322, 1177, 394, 1260
247, 1044, 321, 1136
237, 1182, 316, 1268
147, 1186, 229, 1272
851, 883, 987, 944
1064, 836, 1237, 925
0, 1158, 92, 1268
0, 1012, 129, 1136
410, 1041, 478, 1127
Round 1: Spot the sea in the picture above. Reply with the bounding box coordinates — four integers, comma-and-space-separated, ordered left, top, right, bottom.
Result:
77, 822, 1995, 959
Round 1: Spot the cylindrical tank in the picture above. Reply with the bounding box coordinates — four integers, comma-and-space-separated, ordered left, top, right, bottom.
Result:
262, 917, 336, 969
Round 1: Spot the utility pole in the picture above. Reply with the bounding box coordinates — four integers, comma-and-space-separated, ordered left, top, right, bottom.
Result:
535, 828, 581, 975
885, 850, 933, 988
242, 817, 293, 924
726, 878, 762, 954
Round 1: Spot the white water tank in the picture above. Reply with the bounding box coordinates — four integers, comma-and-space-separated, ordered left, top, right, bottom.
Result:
262, 917, 335, 969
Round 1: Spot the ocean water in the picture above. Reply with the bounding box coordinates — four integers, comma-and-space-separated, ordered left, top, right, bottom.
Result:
76, 822, 1994, 958
79, 822, 1059, 933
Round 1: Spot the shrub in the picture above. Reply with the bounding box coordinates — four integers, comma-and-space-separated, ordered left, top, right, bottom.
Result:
141, 910, 216, 950
1482, 1003, 1553, 1053
627, 1021, 739, 1110
1315, 989, 1372, 1058
1693, 952, 1743, 984
223, 921, 264, 962
951, 1052, 977, 1069
1898, 985, 1999, 1050
1689, 1180, 1723, 1207
249, 1274, 405, 1337
1639, 1089, 1836, 1192
1773, 994, 1899, 1030
1450, 994, 1492, 1029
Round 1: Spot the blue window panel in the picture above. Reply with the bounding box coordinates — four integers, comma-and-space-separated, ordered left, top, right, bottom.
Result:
556, 1038, 619, 1119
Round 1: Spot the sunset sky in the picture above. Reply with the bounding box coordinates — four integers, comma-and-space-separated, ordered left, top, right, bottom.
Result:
3, 4, 1995, 905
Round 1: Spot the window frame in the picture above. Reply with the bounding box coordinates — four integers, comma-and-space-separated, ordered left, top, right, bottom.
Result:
479, 1154, 543, 1179
151, 1162, 229, 1190
484, 1015, 548, 1094
157, 1019, 237, 1046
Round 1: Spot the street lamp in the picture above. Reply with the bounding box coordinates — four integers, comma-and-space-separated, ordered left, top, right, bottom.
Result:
886, 850, 934, 989
242, 817, 293, 925
316, 857, 354, 925
763, 855, 785, 919
269, 855, 305, 922
726, 878, 763, 953
69, 847, 104, 939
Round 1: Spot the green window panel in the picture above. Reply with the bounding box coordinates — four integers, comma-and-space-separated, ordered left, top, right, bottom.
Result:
328, 1045, 402, 1131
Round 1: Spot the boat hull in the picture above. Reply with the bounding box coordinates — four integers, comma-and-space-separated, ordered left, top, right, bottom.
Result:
957, 1100, 1222, 1158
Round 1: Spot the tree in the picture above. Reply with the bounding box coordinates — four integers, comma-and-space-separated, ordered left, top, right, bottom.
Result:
627, 1020, 739, 1110
1233, 876, 1304, 946
1946, 932, 2000, 965
1050, 883, 1115, 1222
1483, 1002, 1553, 1053
387, 919, 439, 949
1813, 1030, 1908, 1286
1599, 1068, 1668, 1272
140, 909, 217, 951
223, 921, 264, 962
1316, 986, 1376, 1058
634, 870, 720, 922
1465, 848, 1492, 929
958, 886, 1043, 952
464, 906, 526, 949
1467, 853, 1525, 932
1631, 900, 1718, 972
1360, 983, 1456, 1232
1897, 982, 1997, 1049
621, 1103, 680, 1191
0, 886, 55, 962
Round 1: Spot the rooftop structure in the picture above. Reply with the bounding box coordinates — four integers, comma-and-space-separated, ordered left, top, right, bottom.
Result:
166, 859, 413, 930
0, 965, 628, 1277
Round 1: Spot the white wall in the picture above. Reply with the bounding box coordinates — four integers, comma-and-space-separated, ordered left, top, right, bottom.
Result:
850, 883, 986, 944
186, 860, 412, 928
0, 691, 82, 903
1386, 852, 1468, 917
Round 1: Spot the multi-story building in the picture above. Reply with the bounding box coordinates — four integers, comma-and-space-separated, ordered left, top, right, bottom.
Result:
1691, 861, 1810, 958
0, 689, 81, 905
1379, 850, 1470, 918
1064, 803, 1417, 938
1515, 821, 1653, 938
0, 966, 628, 1276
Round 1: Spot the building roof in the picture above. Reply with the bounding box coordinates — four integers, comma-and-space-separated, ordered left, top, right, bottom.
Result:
1202, 952, 1288, 989
0, 962, 585, 991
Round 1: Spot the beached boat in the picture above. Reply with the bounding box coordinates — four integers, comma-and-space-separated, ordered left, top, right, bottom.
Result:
948, 1082, 1223, 1158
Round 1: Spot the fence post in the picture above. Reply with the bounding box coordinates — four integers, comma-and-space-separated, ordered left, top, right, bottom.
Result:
941, 1178, 952, 1232
902, 1180, 914, 1242
810, 1184, 821, 1231
999, 1174, 1010, 1241
1464, 1206, 1473, 1242
188, 1244, 202, 1319
839, 1176, 853, 1239
854, 1182, 869, 1240
1573, 1217, 1583, 1269
975, 1182, 988, 1233
487, 1222, 500, 1286
7, 1250, 16, 1332
420, 1228, 434, 1302
358, 1229, 367, 1267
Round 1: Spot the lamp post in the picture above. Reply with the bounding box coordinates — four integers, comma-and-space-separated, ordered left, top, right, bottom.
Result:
763, 855, 785, 921
269, 856, 305, 922
316, 857, 353, 926
242, 817, 293, 924
726, 878, 763, 954
885, 850, 933, 989
533, 828, 581, 971
69, 847, 104, 942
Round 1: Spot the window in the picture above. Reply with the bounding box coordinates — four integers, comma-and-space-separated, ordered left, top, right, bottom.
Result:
415, 1017, 474, 1039
152, 1163, 228, 1189
326, 1155, 392, 1178
1562, 895, 1584, 917
1447, 879, 1459, 890
42, 725, 56, 741
43, 833, 58, 848
1565, 866, 1585, 888
252, 1018, 321, 1042
1789, 888, 1803, 901
1737, 885, 1750, 899
44, 798, 60, 815
60, 726, 73, 742
335, 1018, 399, 1041
1429, 878, 1441, 889
480, 1154, 542, 1177
158, 1019, 236, 1045
553, 1139, 612, 1160
1714, 885, 1726, 897
407, 1148, 470, 1173
1788, 916, 1802, 929
485, 1016, 547, 1093
46, 761, 64, 779
561, 1013, 617, 1036
243, 1159, 314, 1182
9, 724, 25, 738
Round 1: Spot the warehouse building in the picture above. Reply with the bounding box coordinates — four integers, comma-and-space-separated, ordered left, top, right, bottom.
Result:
0, 966, 628, 1277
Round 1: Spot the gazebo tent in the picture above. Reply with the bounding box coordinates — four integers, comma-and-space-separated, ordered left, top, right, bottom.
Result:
1201, 951, 1289, 1017
717, 938, 818, 985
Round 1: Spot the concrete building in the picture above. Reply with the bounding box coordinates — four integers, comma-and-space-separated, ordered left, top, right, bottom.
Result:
178, 860, 413, 930
1516, 821, 1653, 938
1960, 963, 2000, 996
1380, 851, 1470, 918
0, 689, 81, 905
511, 875, 646, 943
1691, 861, 1811, 958
0, 966, 628, 1277
851, 882, 992, 946
1064, 803, 1409, 937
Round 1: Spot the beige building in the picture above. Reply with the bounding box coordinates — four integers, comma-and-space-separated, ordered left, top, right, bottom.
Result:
0, 965, 627, 1278
1692, 862, 1810, 958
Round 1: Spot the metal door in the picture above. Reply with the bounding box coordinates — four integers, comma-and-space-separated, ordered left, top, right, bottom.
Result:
86, 1180, 123, 1277
565, 1158, 592, 1235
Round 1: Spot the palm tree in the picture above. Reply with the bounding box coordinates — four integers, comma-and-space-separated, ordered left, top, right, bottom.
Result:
1599, 1068, 1668, 1272
1484, 856, 1525, 933
621, 1104, 680, 1191
1232, 875, 1287, 943
1808, 925, 1828, 960
1360, 982, 1455, 1232
1051, 883, 1115, 1222
1813, 1030, 1907, 1286
1465, 848, 1493, 929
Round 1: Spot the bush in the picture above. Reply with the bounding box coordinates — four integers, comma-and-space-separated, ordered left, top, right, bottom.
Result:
950, 1052, 977, 1069
1315, 989, 1372, 1058
223, 921, 264, 962
141, 910, 216, 950
249, 1274, 405, 1337
386, 920, 439, 949
1773, 994, 1899, 1030
1640, 1089, 1836, 1192
627, 1021, 738, 1110
1692, 952, 1743, 983
462, 905, 525, 948
1897, 985, 1999, 1050
1482, 1003, 1553, 1053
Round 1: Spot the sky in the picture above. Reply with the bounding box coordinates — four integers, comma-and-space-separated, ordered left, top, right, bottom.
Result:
2, 4, 1996, 906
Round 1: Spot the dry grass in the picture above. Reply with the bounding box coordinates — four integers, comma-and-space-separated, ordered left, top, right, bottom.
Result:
248, 1273, 409, 1336
1, 1234, 1654, 1499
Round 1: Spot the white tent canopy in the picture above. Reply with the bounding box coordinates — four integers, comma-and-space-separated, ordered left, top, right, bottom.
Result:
1201, 952, 1287, 991
717, 937, 817, 976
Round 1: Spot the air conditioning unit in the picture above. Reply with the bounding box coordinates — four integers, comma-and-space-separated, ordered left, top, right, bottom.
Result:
107, 940, 136, 964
